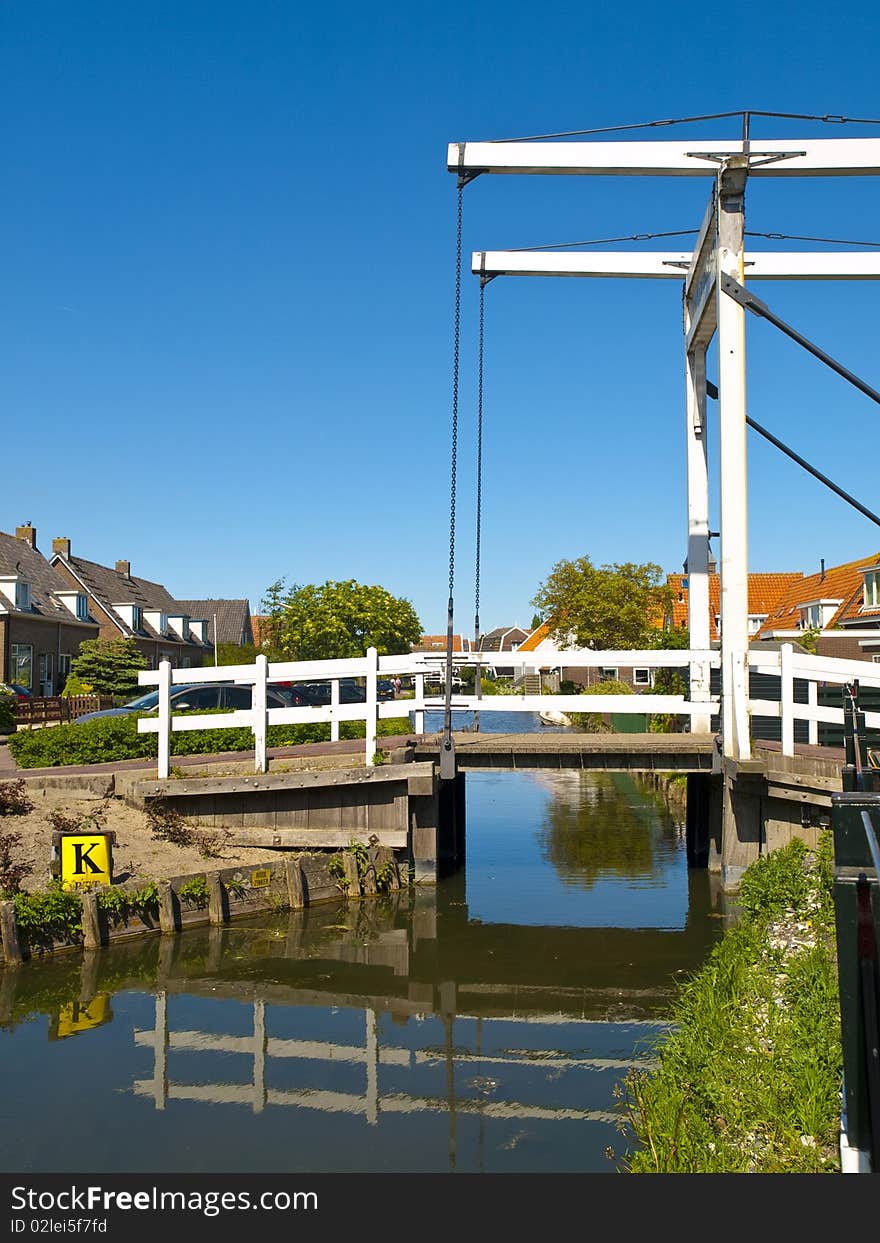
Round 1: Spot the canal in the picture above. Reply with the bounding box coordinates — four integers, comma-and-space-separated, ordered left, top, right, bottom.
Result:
0, 713, 728, 1173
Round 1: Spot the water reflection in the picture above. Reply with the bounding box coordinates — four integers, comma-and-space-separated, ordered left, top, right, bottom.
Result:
0, 770, 729, 1173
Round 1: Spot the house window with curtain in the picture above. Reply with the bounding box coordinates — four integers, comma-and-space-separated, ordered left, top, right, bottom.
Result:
864, 570, 880, 610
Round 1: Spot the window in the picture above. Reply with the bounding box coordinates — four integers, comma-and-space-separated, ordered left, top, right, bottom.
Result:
172, 686, 222, 712
132, 606, 143, 632
76, 595, 88, 620
15, 581, 30, 611
222, 686, 254, 710
10, 644, 33, 689
59, 654, 73, 681
864, 570, 880, 609
599, 667, 619, 682
633, 668, 651, 686
181, 656, 191, 668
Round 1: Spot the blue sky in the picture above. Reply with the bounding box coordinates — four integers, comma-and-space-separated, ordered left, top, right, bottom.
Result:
5, 1, 880, 636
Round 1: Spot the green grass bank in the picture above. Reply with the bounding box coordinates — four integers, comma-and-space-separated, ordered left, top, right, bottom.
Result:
617, 833, 842, 1173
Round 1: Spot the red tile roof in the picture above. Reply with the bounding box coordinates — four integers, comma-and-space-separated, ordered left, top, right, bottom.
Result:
667, 572, 804, 640
757, 553, 880, 635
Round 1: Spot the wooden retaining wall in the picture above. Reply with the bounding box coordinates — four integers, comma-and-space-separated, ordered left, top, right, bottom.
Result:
0, 846, 405, 966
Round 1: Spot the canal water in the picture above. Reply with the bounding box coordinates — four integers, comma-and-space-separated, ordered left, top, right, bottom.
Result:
0, 713, 728, 1173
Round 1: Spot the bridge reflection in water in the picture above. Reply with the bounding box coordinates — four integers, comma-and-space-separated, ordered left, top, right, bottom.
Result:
0, 772, 729, 1173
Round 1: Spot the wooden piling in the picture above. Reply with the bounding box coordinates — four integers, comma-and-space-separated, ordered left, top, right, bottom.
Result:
342, 852, 361, 896
207, 873, 227, 925
0, 900, 23, 964
284, 856, 304, 909
158, 881, 178, 934
81, 892, 103, 949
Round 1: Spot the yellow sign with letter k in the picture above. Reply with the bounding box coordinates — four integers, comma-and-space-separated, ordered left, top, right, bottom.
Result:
59, 832, 113, 889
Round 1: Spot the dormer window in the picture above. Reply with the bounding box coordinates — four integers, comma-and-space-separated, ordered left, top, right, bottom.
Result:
112, 603, 143, 632
864, 569, 880, 610
798, 598, 843, 629
56, 591, 89, 621
0, 575, 29, 611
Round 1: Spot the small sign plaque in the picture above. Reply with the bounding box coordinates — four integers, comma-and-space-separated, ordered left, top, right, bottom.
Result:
58, 832, 114, 890
250, 868, 271, 889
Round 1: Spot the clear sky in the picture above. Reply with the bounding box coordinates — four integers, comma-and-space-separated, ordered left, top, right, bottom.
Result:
5, 1, 880, 637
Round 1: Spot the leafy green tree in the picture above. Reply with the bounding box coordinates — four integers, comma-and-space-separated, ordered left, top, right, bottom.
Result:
531, 555, 672, 650
70, 637, 148, 698
649, 627, 689, 733
261, 578, 422, 661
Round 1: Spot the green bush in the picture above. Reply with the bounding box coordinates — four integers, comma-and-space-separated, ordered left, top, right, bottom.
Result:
0, 688, 16, 735
7, 711, 415, 768
568, 679, 633, 732
60, 675, 94, 698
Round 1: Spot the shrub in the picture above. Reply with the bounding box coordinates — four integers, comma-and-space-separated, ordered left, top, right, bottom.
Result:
568, 679, 633, 732
7, 710, 416, 769
60, 675, 94, 698
146, 797, 195, 846
0, 779, 34, 815
0, 688, 16, 734
0, 829, 32, 896
13, 883, 83, 949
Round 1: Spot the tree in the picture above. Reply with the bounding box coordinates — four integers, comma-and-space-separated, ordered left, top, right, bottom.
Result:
531, 556, 673, 651
261, 578, 422, 661
70, 637, 148, 698
216, 642, 260, 666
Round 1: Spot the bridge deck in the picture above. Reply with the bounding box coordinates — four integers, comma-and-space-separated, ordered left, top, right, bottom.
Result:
415, 731, 716, 772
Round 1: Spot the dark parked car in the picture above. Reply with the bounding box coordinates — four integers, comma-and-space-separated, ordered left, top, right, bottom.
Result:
288, 678, 368, 706
377, 679, 396, 702
74, 682, 295, 724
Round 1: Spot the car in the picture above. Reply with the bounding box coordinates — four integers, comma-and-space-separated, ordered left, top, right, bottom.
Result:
377, 679, 396, 701
287, 678, 368, 706
74, 681, 295, 724
0, 683, 32, 701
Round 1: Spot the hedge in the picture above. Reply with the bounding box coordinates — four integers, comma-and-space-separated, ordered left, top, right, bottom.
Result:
7, 712, 414, 768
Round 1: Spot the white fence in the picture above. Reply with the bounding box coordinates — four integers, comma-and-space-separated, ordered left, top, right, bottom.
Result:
136, 644, 880, 778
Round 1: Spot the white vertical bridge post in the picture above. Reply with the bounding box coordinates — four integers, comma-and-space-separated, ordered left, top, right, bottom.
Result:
780, 642, 794, 757
414, 672, 425, 736
158, 660, 172, 780
365, 646, 378, 766
330, 678, 340, 742
253, 653, 268, 774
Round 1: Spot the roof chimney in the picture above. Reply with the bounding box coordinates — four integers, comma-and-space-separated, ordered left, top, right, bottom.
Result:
116, 560, 131, 578
15, 524, 36, 549
820, 558, 825, 581
52, 537, 71, 560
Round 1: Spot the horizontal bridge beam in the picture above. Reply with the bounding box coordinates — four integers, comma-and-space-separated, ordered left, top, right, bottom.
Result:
449, 139, 880, 177
473, 251, 880, 279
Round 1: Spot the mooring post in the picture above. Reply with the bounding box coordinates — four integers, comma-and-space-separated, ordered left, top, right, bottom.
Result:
158, 881, 178, 934
81, 891, 103, 949
207, 872, 227, 925
284, 856, 304, 909
0, 900, 23, 964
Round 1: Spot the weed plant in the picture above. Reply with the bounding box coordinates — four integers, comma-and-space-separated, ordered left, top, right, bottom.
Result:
618, 834, 841, 1173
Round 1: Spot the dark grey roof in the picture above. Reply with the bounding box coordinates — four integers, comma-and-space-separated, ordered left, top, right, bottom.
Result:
479, 626, 529, 653
54, 555, 205, 645
0, 531, 95, 624
174, 600, 253, 647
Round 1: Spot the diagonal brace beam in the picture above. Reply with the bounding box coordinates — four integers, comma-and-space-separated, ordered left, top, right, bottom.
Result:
720, 273, 880, 406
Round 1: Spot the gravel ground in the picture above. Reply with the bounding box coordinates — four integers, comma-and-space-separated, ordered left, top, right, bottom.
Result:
1, 787, 280, 892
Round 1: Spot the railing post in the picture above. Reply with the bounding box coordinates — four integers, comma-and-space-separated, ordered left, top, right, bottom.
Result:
253, 653, 268, 774
414, 672, 425, 735
780, 642, 794, 757
157, 660, 172, 780
330, 678, 340, 742
365, 646, 378, 766
808, 680, 819, 747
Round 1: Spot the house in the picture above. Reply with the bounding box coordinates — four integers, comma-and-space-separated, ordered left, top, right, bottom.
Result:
50, 539, 212, 670
411, 634, 472, 654
666, 570, 805, 641
516, 620, 656, 690
0, 525, 99, 695
173, 600, 254, 649
757, 552, 880, 663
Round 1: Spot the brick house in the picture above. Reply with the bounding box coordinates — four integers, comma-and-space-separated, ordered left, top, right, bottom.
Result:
757, 552, 880, 663
50, 539, 213, 670
0, 525, 99, 695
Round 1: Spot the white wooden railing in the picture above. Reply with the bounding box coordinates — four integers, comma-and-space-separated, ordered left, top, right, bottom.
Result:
136, 643, 880, 778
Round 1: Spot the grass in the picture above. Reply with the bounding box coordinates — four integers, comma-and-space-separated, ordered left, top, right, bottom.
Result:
616, 833, 842, 1173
